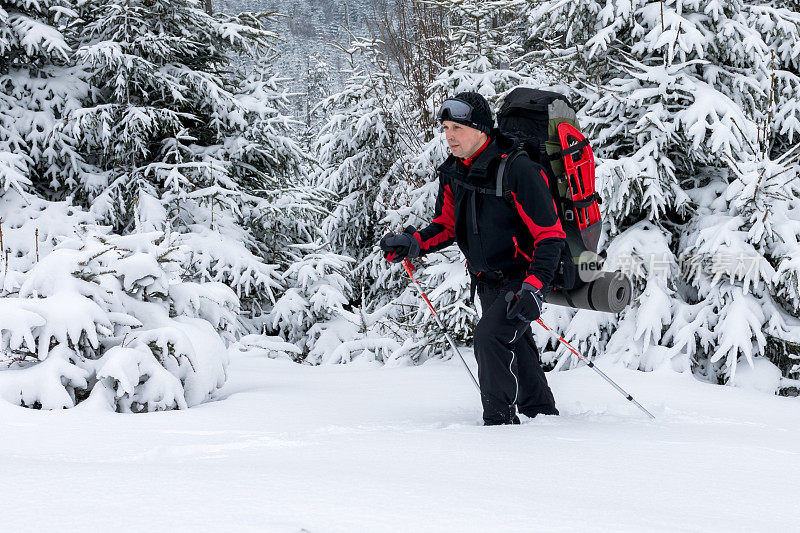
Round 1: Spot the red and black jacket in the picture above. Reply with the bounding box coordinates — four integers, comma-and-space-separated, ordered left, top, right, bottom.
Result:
414, 131, 566, 293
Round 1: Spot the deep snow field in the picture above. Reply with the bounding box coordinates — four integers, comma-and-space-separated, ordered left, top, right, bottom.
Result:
1, 350, 797, 532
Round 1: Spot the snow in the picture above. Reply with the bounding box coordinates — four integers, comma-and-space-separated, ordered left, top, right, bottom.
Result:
2, 0, 799, 526
2, 350, 796, 532
733, 356, 783, 394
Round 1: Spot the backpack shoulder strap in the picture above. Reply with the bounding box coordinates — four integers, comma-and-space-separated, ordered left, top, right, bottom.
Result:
451, 148, 530, 198
495, 148, 528, 199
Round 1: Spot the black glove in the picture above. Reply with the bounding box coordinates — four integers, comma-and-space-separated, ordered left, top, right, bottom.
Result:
379, 226, 420, 263
505, 283, 544, 322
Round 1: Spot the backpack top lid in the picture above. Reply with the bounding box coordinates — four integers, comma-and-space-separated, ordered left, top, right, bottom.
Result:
498, 88, 578, 147
498, 88, 573, 116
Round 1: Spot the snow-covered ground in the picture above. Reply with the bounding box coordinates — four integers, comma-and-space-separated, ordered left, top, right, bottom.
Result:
2, 350, 797, 532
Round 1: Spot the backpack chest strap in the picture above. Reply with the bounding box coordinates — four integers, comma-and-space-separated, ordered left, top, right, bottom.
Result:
449, 148, 527, 198
448, 177, 495, 195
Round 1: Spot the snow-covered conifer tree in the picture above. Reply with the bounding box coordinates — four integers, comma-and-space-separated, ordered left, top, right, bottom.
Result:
518, 0, 800, 387
0, 0, 236, 411
48, 0, 309, 331
269, 241, 352, 357
300, 54, 334, 150
678, 6, 800, 385
426, 0, 529, 98
0, 0, 321, 408
315, 37, 402, 274
0, 0, 86, 194
0, 190, 236, 411
286, 37, 414, 364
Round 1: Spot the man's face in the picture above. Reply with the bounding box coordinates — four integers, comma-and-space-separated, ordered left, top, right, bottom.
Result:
442, 120, 488, 159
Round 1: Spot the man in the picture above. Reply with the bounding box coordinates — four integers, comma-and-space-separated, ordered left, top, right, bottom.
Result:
380, 92, 566, 425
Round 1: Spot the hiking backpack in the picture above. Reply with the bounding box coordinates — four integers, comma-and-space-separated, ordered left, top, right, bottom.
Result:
496, 88, 602, 290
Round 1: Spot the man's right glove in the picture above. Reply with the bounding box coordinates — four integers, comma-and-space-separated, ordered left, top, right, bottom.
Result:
379, 227, 420, 263
506, 283, 545, 322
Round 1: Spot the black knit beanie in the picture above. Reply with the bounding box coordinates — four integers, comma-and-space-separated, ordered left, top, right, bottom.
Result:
441, 91, 494, 134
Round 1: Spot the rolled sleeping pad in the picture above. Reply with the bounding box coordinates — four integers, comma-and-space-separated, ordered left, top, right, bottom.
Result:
548, 270, 632, 313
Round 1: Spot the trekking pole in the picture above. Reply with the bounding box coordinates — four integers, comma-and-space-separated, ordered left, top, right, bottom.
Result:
533, 314, 655, 420
400, 258, 480, 392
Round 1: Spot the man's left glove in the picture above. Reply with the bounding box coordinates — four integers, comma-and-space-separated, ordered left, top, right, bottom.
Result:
379, 226, 420, 263
506, 283, 544, 322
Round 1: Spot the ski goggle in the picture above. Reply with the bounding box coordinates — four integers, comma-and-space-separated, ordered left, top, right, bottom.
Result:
437, 99, 473, 122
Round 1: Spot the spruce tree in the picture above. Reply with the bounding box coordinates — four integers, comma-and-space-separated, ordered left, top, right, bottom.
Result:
0, 0, 245, 410
518, 0, 800, 386
297, 37, 410, 363
0, 0, 85, 194
50, 0, 309, 331
315, 37, 402, 274
300, 54, 334, 150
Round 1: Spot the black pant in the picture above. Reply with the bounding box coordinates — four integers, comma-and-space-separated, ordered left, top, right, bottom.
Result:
474, 278, 558, 424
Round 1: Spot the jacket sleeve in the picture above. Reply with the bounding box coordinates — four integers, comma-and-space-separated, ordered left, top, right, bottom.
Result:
506, 157, 566, 293
414, 174, 456, 256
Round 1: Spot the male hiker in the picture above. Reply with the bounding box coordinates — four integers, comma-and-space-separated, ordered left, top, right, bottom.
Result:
379, 92, 565, 425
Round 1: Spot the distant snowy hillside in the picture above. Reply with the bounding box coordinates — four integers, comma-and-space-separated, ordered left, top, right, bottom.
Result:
216, 0, 378, 118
